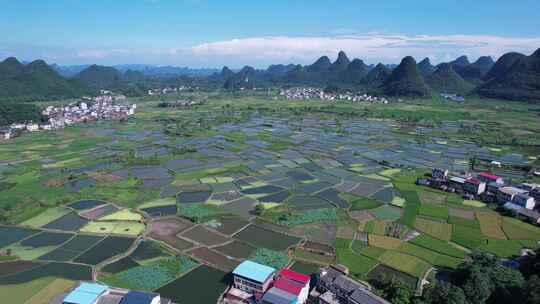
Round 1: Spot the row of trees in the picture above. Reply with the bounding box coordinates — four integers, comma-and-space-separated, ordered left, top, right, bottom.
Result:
379, 251, 540, 304
0, 102, 44, 126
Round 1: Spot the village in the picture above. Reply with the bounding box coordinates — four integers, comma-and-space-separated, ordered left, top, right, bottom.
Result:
279, 88, 389, 104
417, 168, 540, 224
0, 91, 136, 141
147, 86, 199, 96
56, 261, 388, 304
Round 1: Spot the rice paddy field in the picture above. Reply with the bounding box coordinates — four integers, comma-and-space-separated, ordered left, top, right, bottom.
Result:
1, 94, 540, 299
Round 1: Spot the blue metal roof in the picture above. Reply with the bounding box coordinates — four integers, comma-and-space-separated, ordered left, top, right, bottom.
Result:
119, 291, 158, 304
232, 260, 276, 283
262, 287, 298, 304
63, 283, 108, 304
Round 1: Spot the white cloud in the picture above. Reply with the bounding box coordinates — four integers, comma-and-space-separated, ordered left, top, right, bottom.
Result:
2, 33, 539, 67
188, 33, 540, 66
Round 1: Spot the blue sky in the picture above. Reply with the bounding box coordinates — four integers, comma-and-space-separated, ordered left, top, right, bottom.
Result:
1, 0, 539, 67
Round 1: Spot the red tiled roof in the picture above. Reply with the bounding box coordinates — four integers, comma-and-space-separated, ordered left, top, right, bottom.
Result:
273, 278, 303, 295
279, 269, 310, 284
479, 172, 501, 180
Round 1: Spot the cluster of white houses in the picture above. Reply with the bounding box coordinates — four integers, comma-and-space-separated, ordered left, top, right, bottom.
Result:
418, 169, 540, 223
279, 88, 389, 104
147, 86, 197, 96
0, 94, 136, 141
224, 260, 388, 304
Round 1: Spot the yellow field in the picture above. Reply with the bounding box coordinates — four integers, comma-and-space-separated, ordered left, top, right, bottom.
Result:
99, 209, 142, 221
378, 251, 431, 278
25, 278, 76, 304
476, 212, 507, 240
414, 217, 452, 241
80, 221, 145, 236
368, 234, 403, 250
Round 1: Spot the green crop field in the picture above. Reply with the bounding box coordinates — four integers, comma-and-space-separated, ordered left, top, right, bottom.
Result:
451, 225, 487, 249
368, 234, 403, 250
409, 235, 467, 259
418, 204, 449, 221
1, 93, 540, 299
378, 251, 431, 278
414, 217, 452, 241
21, 207, 71, 228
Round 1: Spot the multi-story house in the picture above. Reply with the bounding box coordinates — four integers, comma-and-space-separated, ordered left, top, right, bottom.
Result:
432, 168, 449, 180
478, 172, 504, 184
316, 265, 389, 304
232, 260, 276, 298
464, 178, 486, 195
497, 186, 529, 204
513, 193, 536, 210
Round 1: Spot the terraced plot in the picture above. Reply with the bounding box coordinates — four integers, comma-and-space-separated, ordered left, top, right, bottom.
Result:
234, 225, 300, 251
74, 236, 135, 265
38, 234, 105, 262
42, 212, 89, 231
157, 265, 229, 304
476, 212, 507, 240
0, 226, 39, 248
180, 225, 230, 246
378, 251, 431, 278
187, 247, 240, 271
414, 217, 452, 241
21, 207, 71, 228
288, 195, 333, 211
213, 241, 256, 259
147, 218, 195, 251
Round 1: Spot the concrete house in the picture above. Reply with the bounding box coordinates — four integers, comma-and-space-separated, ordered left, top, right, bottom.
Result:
261, 287, 298, 304
513, 193, 536, 210
504, 203, 540, 224
232, 260, 276, 297
63, 282, 109, 304
531, 188, 540, 202
270, 269, 310, 304
487, 181, 504, 194
432, 168, 448, 180
498, 186, 529, 204
464, 178, 486, 195
478, 172, 504, 184
118, 291, 161, 304
449, 177, 466, 191
315, 265, 389, 304
26, 123, 39, 132
0, 128, 12, 140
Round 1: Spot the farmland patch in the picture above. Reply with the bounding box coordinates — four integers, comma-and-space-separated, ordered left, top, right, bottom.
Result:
234, 225, 300, 251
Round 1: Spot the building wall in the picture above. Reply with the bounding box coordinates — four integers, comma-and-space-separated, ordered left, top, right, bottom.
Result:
513, 196, 535, 210
233, 275, 271, 295
298, 284, 310, 304
464, 182, 485, 195
497, 191, 514, 204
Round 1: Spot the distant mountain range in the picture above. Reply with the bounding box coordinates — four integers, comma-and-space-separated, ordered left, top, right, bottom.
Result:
52, 63, 220, 78
218, 48, 540, 101
1, 47, 540, 102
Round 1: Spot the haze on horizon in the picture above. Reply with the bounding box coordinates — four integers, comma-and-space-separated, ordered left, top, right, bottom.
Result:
1, 0, 540, 68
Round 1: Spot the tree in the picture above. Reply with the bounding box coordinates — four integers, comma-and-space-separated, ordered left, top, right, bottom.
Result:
382, 279, 412, 304
254, 203, 265, 216
422, 282, 467, 304
489, 264, 524, 304
461, 268, 493, 304
520, 248, 540, 278
522, 275, 540, 304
